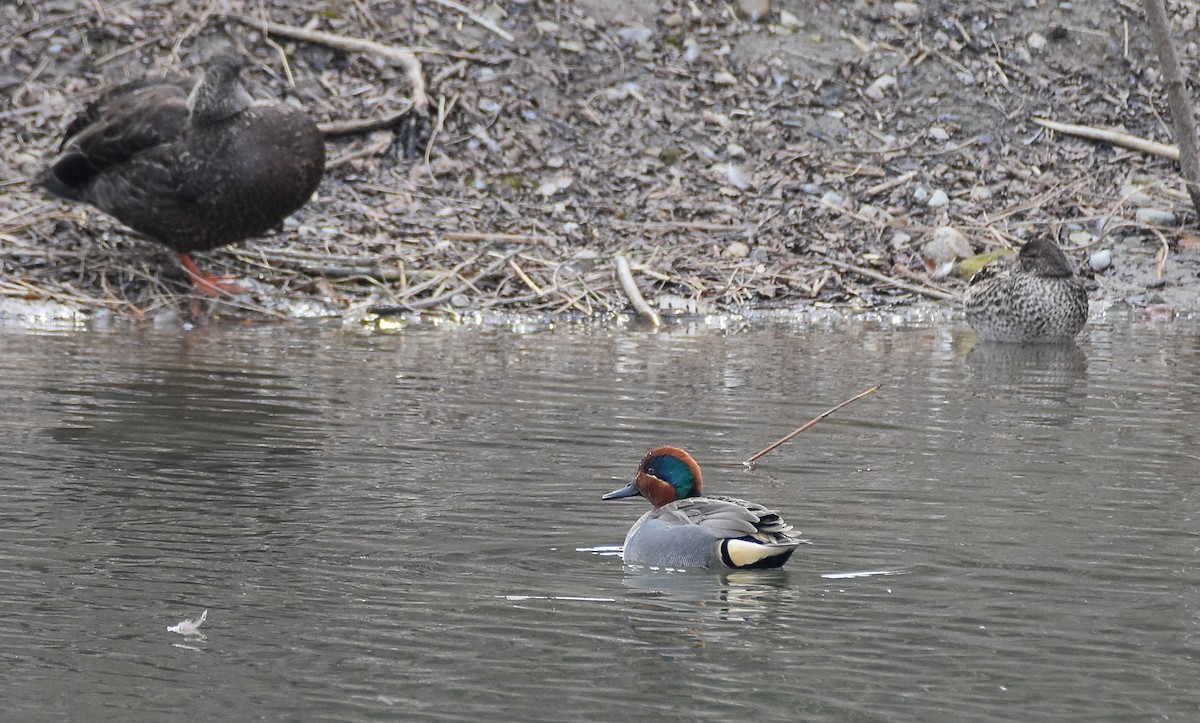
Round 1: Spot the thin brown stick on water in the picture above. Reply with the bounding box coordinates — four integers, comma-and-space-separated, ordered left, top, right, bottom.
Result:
743, 385, 882, 468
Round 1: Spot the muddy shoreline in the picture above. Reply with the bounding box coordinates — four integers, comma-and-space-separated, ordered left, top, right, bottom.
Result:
4, 1, 1200, 324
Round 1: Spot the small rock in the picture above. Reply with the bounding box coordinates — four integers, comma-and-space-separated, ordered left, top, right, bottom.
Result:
602, 82, 643, 101
865, 74, 897, 100
664, 13, 684, 27
858, 204, 883, 221
534, 20, 559, 34
912, 187, 929, 203
1028, 32, 1047, 51
737, 0, 770, 22
724, 163, 752, 190
723, 241, 751, 258
616, 26, 652, 45
535, 173, 573, 197
1135, 207, 1177, 226
801, 183, 825, 195
928, 189, 950, 207
480, 3, 506, 23
893, 2, 920, 17
779, 10, 801, 29
1120, 182, 1153, 205
890, 232, 912, 249
820, 190, 844, 208
1068, 231, 1093, 245
969, 186, 992, 201
928, 126, 949, 142
713, 71, 738, 86
1089, 249, 1112, 272
923, 226, 972, 265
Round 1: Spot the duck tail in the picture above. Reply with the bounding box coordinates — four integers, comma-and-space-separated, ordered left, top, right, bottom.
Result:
33, 153, 93, 201
720, 539, 798, 569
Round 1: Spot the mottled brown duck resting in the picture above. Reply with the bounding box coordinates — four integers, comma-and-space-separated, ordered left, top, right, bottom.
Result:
36, 54, 325, 294
964, 236, 1089, 343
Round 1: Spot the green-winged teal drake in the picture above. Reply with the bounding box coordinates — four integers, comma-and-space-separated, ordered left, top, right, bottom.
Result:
963, 236, 1088, 343
603, 446, 800, 570
35, 53, 325, 294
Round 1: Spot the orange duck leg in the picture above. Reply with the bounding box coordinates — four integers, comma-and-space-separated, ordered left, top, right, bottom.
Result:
179, 253, 248, 296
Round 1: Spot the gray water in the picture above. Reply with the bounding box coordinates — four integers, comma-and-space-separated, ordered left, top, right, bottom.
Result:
0, 315, 1197, 721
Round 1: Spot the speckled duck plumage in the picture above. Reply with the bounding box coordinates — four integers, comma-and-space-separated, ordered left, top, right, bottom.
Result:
603, 446, 800, 570
35, 53, 325, 255
963, 237, 1088, 343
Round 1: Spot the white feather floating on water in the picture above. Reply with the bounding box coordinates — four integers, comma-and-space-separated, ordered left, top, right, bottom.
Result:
168, 610, 208, 637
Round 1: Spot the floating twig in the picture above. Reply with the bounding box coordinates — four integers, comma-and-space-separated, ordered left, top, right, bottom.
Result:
1033, 117, 1179, 161
744, 385, 882, 468
614, 254, 660, 326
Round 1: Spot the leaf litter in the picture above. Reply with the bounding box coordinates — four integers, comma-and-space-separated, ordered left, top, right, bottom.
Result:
3, 0, 1200, 324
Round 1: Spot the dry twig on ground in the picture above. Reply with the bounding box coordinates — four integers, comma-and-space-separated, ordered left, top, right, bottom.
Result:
230, 14, 429, 115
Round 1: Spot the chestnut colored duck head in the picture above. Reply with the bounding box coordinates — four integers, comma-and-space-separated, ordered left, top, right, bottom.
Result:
603, 446, 704, 508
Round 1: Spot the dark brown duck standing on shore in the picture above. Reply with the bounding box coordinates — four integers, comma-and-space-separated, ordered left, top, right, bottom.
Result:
35, 53, 325, 294
964, 236, 1088, 343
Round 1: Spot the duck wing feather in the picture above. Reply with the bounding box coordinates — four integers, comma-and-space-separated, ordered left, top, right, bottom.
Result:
38, 77, 192, 199
656, 496, 795, 541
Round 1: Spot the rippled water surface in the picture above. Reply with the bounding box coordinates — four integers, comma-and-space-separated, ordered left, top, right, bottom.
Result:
0, 316, 1197, 721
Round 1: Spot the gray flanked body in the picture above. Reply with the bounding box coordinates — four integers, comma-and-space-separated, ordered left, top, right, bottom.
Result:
621, 495, 798, 569
964, 236, 1088, 343
604, 446, 800, 570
